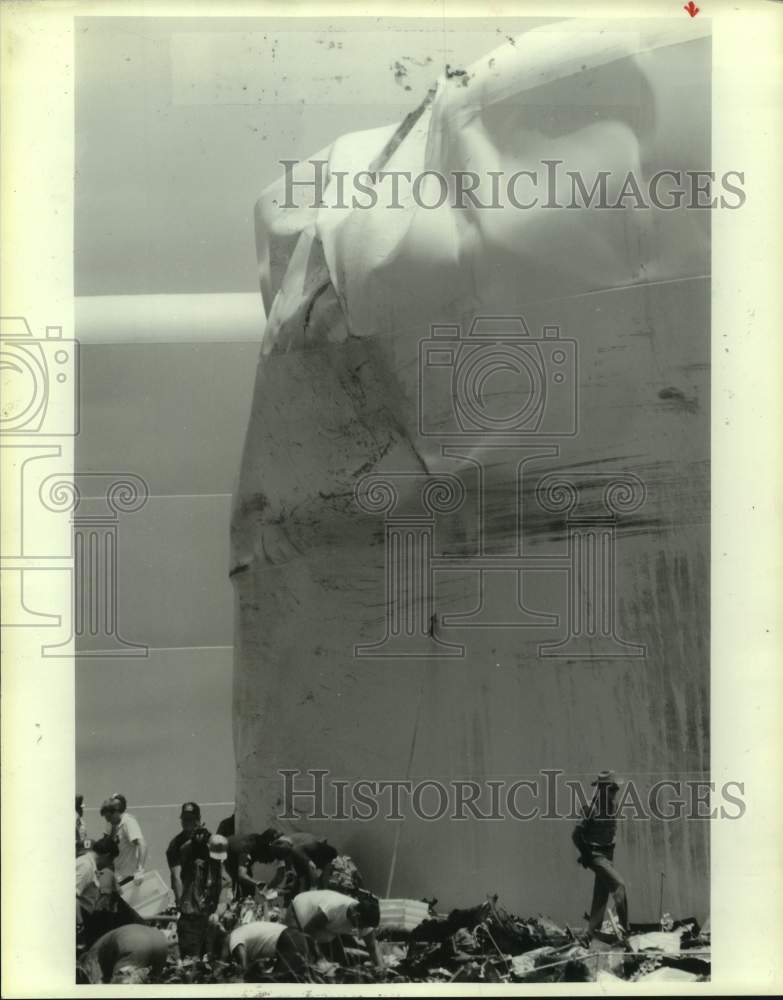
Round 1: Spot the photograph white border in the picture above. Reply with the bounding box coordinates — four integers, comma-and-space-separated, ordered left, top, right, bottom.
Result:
1, 1, 781, 995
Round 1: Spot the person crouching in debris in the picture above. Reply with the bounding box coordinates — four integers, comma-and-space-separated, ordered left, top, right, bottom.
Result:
319, 851, 364, 894
76, 925, 171, 984
226, 828, 333, 900
288, 888, 383, 969
572, 769, 630, 942
265, 832, 339, 897
223, 916, 315, 981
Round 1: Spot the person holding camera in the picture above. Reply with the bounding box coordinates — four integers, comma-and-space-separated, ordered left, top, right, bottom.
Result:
165, 801, 207, 907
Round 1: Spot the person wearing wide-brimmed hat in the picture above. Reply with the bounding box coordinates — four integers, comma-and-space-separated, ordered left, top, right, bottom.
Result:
572, 770, 629, 941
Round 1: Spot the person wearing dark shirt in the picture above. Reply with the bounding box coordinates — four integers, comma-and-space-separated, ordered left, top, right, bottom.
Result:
177, 832, 233, 958
165, 801, 209, 908
226, 829, 334, 899
76, 835, 146, 948
572, 770, 629, 941
268, 832, 339, 896
216, 813, 235, 838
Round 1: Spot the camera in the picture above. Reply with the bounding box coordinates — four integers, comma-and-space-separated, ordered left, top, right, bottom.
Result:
0, 317, 79, 435
418, 316, 577, 437
191, 825, 211, 846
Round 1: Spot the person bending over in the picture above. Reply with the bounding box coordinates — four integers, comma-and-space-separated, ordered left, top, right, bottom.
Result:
226, 828, 320, 899
288, 888, 382, 969
77, 925, 170, 984
226, 919, 314, 981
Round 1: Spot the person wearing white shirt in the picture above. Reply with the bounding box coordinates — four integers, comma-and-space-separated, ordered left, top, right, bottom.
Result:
101, 795, 147, 884
288, 889, 382, 968
227, 920, 313, 980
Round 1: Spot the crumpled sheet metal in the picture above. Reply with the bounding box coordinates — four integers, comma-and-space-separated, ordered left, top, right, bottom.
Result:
254, 17, 711, 360
149, 901, 710, 984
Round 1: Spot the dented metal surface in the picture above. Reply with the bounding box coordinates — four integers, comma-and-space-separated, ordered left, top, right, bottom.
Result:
231, 21, 710, 922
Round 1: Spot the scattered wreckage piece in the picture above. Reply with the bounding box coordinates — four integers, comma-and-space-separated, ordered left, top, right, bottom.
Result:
137, 895, 711, 984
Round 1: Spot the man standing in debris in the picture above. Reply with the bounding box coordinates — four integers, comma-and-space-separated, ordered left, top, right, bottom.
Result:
572, 770, 630, 942
166, 801, 209, 908
176, 829, 233, 958
101, 795, 147, 886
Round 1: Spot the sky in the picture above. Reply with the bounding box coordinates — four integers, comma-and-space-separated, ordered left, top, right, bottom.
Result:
75, 14, 556, 297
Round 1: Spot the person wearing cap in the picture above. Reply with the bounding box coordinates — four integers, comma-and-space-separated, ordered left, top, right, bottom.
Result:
176, 829, 233, 958
165, 801, 209, 910
100, 795, 147, 886
206, 833, 234, 935
572, 769, 630, 942
287, 888, 383, 969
